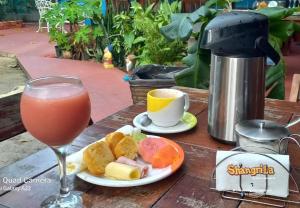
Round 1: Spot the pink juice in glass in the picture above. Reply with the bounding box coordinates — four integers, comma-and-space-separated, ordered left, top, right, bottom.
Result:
20, 83, 91, 146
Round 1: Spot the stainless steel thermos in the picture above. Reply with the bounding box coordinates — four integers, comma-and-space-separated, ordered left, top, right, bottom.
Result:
200, 12, 280, 144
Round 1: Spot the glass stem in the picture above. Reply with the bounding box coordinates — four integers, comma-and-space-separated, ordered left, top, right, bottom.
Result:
52, 146, 70, 197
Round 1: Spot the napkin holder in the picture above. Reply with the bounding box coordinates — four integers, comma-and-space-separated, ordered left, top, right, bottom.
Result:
210, 150, 300, 207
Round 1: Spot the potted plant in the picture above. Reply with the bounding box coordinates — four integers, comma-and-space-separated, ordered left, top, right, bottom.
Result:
160, 0, 300, 99
44, 0, 106, 60
111, 1, 187, 103
112, 1, 185, 66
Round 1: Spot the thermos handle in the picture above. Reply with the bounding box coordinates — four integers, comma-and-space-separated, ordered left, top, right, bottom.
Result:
255, 36, 280, 65
183, 93, 190, 111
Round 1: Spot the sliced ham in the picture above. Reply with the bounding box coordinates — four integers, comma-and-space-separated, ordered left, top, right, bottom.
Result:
116, 156, 149, 178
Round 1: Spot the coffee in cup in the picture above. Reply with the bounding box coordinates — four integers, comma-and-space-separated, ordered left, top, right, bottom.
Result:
147, 89, 189, 127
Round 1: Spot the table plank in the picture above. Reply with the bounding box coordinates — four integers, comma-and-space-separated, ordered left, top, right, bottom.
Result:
171, 109, 234, 150
0, 125, 114, 196
0, 148, 56, 196
153, 174, 239, 208
179, 142, 216, 180
83, 170, 184, 208
0, 168, 93, 208
0, 91, 25, 141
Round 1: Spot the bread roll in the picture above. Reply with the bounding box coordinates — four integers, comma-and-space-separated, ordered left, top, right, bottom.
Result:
83, 141, 115, 176
105, 132, 125, 155
114, 136, 138, 159
105, 162, 141, 180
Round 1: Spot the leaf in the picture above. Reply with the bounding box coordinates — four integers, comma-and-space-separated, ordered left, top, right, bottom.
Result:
133, 36, 146, 44
160, 0, 171, 15
145, 3, 155, 15
187, 41, 198, 54
182, 51, 196, 67
269, 20, 294, 42
171, 0, 182, 12
132, 131, 147, 143
267, 77, 285, 99
160, 17, 193, 41
124, 32, 135, 51
189, 6, 211, 23
256, 7, 300, 20
175, 67, 196, 88
74, 27, 91, 44
176, 46, 210, 89
266, 59, 285, 99
205, 0, 230, 8
92, 26, 104, 39
269, 34, 283, 52
171, 13, 189, 22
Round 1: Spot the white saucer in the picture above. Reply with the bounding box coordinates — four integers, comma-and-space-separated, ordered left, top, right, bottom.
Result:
133, 112, 197, 134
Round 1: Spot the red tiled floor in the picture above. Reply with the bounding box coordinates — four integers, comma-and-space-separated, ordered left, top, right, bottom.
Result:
0, 24, 132, 122
0, 24, 55, 57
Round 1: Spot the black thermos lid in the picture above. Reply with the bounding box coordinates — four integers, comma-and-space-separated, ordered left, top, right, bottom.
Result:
200, 11, 280, 64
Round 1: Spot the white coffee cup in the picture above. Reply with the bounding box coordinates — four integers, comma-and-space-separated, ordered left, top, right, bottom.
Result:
147, 89, 190, 127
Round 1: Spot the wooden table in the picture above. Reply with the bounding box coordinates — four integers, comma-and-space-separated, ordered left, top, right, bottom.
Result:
0, 87, 300, 208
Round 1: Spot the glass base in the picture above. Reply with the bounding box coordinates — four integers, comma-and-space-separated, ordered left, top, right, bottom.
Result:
41, 191, 83, 208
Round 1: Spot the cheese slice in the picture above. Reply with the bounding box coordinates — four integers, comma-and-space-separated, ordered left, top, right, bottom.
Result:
105, 162, 141, 180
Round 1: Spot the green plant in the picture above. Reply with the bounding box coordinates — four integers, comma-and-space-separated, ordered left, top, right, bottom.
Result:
0, 0, 7, 5
160, 0, 300, 99
44, 0, 106, 60
160, 1, 218, 89
112, 0, 186, 66
257, 7, 300, 99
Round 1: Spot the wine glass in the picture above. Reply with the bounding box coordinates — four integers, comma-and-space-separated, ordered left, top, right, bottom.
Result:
20, 76, 91, 208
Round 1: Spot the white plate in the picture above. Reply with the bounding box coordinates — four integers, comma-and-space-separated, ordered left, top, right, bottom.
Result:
67, 125, 184, 187
133, 112, 197, 134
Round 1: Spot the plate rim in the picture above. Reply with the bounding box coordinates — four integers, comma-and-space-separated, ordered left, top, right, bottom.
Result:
76, 135, 184, 187
133, 111, 197, 134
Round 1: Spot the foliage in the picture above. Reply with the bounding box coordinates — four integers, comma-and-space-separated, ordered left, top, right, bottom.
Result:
44, 0, 107, 60
257, 7, 300, 99
111, 0, 186, 66
0, 0, 7, 5
160, 0, 218, 89
160, 0, 300, 99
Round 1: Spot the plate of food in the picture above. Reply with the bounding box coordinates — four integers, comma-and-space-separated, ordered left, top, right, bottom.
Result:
66, 125, 184, 187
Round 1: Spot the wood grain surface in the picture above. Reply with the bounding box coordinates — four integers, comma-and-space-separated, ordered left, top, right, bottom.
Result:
0, 88, 300, 208
0, 91, 25, 141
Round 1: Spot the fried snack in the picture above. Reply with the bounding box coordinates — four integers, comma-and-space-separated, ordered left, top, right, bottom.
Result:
83, 141, 115, 176
114, 136, 138, 160
105, 162, 141, 180
105, 132, 125, 155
